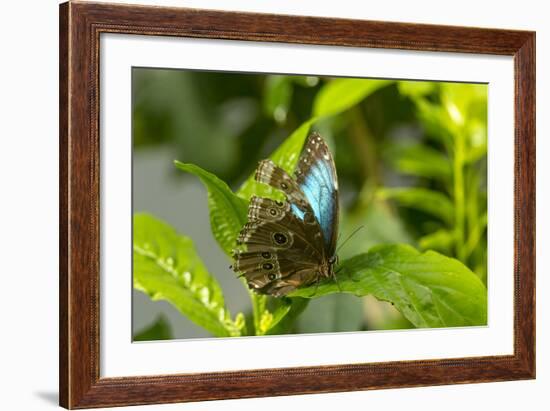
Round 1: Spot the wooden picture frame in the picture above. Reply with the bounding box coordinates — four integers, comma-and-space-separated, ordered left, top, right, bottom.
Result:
59, 1, 535, 408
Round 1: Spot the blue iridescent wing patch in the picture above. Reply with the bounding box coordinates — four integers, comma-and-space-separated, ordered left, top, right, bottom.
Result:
294, 133, 339, 256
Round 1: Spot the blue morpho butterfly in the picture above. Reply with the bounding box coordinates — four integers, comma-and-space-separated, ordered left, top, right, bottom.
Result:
232, 132, 341, 297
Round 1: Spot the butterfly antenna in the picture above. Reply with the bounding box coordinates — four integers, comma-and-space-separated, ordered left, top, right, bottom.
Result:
336, 225, 365, 253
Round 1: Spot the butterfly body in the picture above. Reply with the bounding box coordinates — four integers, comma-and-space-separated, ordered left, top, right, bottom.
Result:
232, 133, 339, 297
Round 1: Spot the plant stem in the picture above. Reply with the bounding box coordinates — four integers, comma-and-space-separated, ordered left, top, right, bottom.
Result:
464, 212, 488, 259
250, 292, 267, 335
239, 277, 267, 335
453, 133, 466, 262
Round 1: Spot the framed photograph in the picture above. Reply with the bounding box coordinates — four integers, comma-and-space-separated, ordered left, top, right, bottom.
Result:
59, 1, 535, 408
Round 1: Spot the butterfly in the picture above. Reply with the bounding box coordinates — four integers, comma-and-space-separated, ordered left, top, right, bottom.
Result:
231, 132, 339, 297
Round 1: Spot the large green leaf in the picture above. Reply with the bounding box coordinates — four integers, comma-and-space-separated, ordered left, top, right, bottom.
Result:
133, 213, 242, 337
377, 187, 455, 225
289, 244, 487, 328
236, 119, 315, 201
175, 162, 248, 256
174, 163, 284, 336
313, 78, 392, 117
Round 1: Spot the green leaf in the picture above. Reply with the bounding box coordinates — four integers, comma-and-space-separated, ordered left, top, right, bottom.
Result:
133, 213, 241, 337
237, 119, 315, 201
419, 229, 454, 253
263, 75, 293, 124
385, 144, 452, 182
313, 78, 392, 117
414, 99, 455, 149
377, 187, 454, 225
289, 244, 487, 328
398, 81, 437, 99
257, 297, 291, 335
173, 163, 270, 336
174, 162, 248, 256
441, 82, 487, 124
266, 298, 310, 335
133, 315, 173, 341
268, 299, 293, 329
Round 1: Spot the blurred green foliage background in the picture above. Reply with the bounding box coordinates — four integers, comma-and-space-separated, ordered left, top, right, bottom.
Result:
132, 68, 487, 340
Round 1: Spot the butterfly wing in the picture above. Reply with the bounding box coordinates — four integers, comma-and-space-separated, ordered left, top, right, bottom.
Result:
233, 160, 328, 296
295, 133, 339, 257
254, 159, 310, 212
254, 160, 325, 254
233, 197, 323, 296
233, 134, 339, 296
